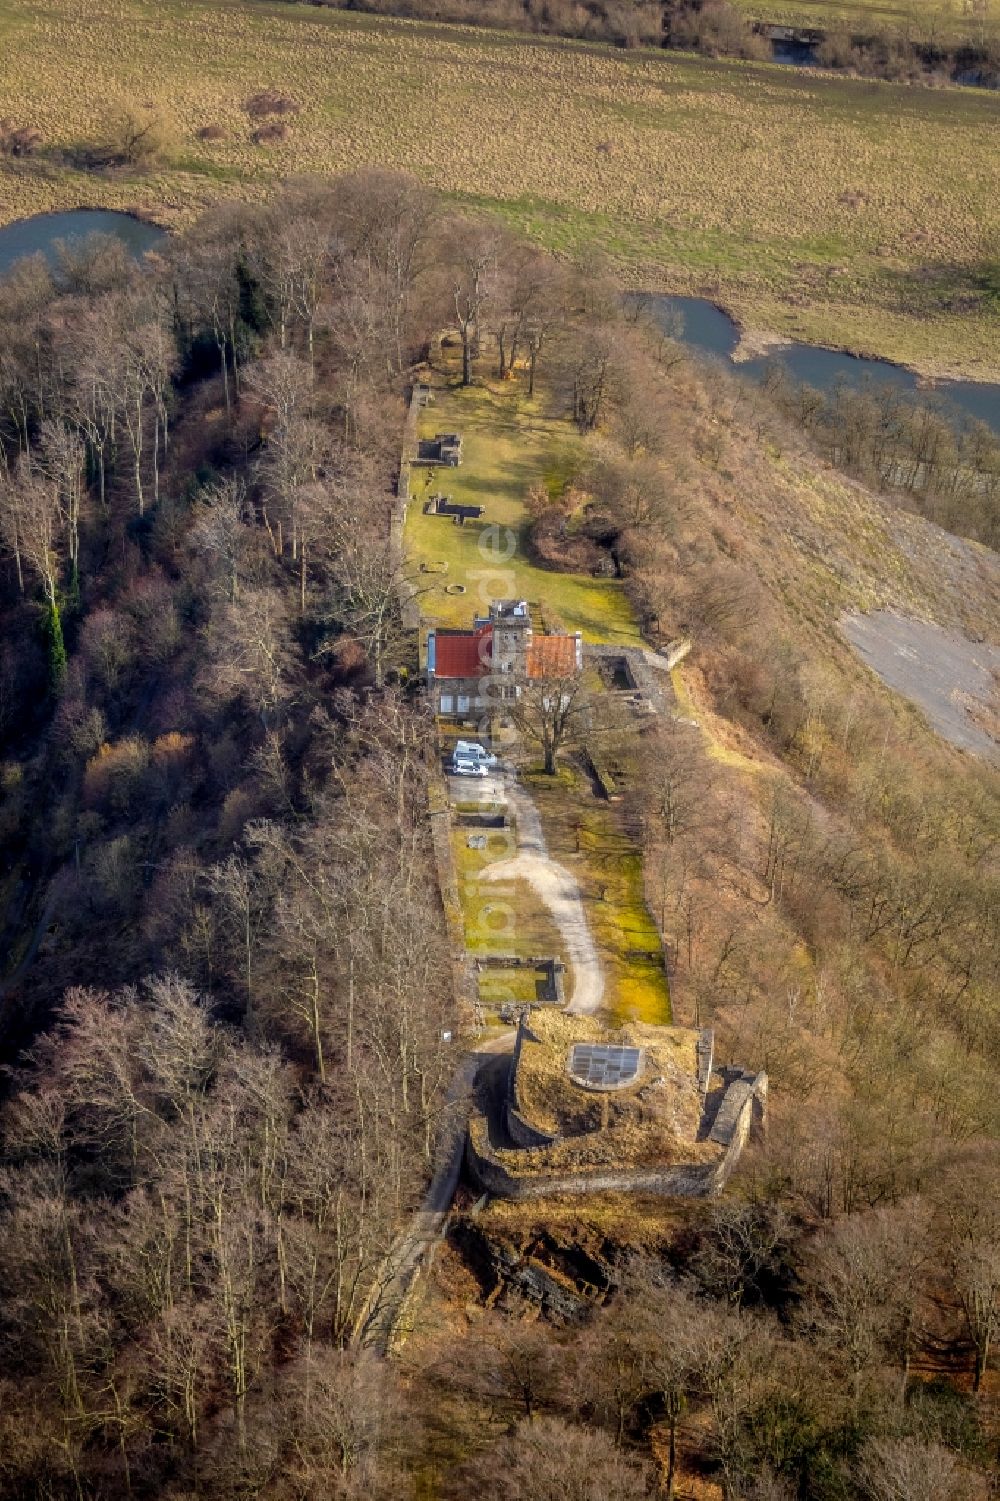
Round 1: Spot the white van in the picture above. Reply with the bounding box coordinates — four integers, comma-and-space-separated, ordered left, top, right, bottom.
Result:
451, 757, 487, 778
452, 740, 498, 770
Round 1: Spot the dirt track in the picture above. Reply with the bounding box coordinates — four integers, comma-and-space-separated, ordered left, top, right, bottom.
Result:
481, 780, 604, 1015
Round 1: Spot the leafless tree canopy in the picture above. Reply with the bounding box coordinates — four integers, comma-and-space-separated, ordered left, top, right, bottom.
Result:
0, 169, 995, 1500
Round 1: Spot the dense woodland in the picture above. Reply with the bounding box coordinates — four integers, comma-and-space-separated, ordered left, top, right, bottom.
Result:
0, 173, 997, 1498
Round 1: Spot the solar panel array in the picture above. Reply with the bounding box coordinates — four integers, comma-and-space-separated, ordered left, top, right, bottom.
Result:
569, 1043, 642, 1088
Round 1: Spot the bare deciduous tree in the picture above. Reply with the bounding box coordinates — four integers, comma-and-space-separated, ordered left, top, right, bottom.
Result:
856, 1436, 961, 1501
508, 673, 592, 775
449, 1416, 653, 1501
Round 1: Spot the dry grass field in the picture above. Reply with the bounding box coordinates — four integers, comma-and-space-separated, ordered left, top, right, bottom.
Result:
0, 0, 999, 377
731, 0, 1000, 45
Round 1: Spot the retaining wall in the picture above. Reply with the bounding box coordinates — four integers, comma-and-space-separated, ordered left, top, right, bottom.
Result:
468, 1061, 768, 1201
504, 1019, 560, 1149
393, 384, 423, 631
696, 1028, 715, 1097
428, 775, 476, 1015
467, 1113, 723, 1200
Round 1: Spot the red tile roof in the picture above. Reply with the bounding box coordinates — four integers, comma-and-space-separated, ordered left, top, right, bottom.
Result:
526, 635, 580, 678
433, 626, 493, 678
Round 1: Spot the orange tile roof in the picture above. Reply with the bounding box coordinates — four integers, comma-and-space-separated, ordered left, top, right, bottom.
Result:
526, 635, 580, 678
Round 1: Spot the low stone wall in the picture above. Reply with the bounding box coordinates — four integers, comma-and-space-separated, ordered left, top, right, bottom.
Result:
504, 1019, 559, 1149
474, 954, 561, 971
428, 776, 476, 1015
696, 1028, 715, 1097
395, 384, 421, 511
467, 1112, 725, 1201
474, 954, 564, 1008
661, 637, 692, 670
468, 1054, 769, 1202
393, 385, 423, 631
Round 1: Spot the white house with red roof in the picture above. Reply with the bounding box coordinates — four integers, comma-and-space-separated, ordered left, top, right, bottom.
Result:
427, 600, 583, 721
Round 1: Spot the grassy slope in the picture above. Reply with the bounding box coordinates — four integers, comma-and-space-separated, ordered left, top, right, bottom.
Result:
730, 0, 1000, 45
662, 364, 1000, 799
1, 0, 999, 377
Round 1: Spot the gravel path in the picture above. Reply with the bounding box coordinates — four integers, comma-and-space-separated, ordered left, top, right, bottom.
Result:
481, 780, 604, 1015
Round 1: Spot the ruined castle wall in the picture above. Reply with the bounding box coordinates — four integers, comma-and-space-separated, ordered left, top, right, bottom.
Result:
469, 1113, 723, 1201
504, 1020, 559, 1150
711, 1072, 768, 1189
468, 1069, 768, 1202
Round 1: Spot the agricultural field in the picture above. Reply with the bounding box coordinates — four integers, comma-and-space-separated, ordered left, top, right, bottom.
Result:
731, 0, 1000, 45
1, 0, 999, 377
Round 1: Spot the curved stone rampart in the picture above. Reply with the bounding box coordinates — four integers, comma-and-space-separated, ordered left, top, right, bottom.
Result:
467, 1113, 719, 1200
469, 1065, 768, 1202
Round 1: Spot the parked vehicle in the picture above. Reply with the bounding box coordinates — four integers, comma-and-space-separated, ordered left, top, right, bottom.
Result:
453, 740, 498, 769
451, 757, 487, 778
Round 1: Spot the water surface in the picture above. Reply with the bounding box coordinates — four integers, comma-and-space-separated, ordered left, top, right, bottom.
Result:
0, 209, 165, 276
630, 292, 1000, 436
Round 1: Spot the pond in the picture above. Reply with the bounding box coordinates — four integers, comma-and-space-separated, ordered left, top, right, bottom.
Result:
629, 291, 1000, 436
770, 37, 819, 66
0, 209, 165, 277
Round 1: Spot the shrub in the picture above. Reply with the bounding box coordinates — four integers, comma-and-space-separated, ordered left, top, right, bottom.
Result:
97, 102, 172, 167
0, 119, 42, 157
252, 122, 289, 146
196, 123, 226, 141
245, 90, 300, 119
667, 0, 770, 60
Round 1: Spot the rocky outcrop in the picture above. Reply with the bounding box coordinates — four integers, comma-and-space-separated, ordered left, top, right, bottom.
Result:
450, 1220, 617, 1320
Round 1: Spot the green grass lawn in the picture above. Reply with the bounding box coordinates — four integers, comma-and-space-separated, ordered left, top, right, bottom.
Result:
405, 372, 643, 646
2, 0, 999, 377
452, 822, 566, 958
